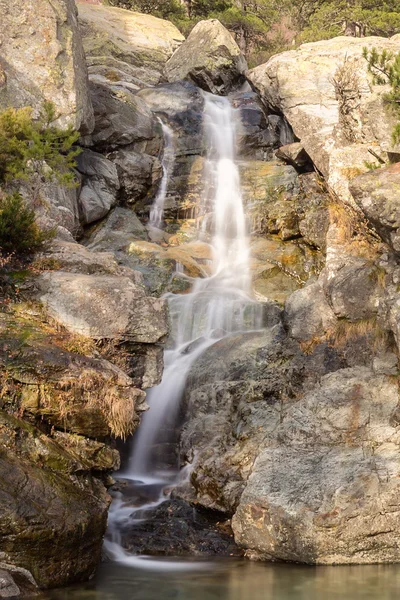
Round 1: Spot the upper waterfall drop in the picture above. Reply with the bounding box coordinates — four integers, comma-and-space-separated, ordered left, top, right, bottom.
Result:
149, 120, 175, 228
125, 91, 263, 482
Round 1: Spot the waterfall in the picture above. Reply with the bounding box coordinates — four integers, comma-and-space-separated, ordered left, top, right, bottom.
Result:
149, 121, 175, 228
105, 92, 264, 563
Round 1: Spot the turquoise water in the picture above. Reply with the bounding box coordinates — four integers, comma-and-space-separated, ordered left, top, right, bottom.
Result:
38, 560, 400, 600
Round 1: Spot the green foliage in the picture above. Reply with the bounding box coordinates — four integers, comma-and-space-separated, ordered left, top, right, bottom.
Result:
363, 47, 400, 144
0, 102, 80, 186
107, 0, 186, 19
364, 160, 382, 171
189, 0, 232, 17
294, 0, 400, 43
0, 193, 54, 255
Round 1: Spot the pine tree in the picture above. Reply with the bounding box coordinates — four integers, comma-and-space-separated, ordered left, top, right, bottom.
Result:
363, 47, 400, 144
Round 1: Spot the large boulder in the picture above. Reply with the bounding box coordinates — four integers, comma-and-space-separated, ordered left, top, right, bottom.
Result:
248, 35, 400, 206
0, 443, 109, 588
0, 0, 94, 133
85, 82, 159, 151
37, 271, 168, 343
233, 367, 400, 564
350, 162, 400, 253
77, 2, 184, 91
165, 20, 247, 95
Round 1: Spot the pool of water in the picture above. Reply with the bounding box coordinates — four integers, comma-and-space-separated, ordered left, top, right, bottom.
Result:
37, 559, 400, 600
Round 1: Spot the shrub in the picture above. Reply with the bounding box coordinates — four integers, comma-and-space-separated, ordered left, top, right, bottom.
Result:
0, 193, 54, 255
0, 102, 80, 186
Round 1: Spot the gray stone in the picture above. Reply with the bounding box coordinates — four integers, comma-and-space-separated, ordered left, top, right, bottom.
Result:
77, 149, 119, 224
18, 177, 81, 240
85, 82, 159, 151
284, 282, 337, 341
324, 258, 382, 321
37, 271, 168, 343
165, 20, 247, 95
87, 207, 148, 253
0, 570, 19, 598
248, 35, 400, 206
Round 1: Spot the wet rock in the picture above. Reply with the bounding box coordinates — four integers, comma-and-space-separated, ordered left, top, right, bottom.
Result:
350, 163, 400, 253
0, 0, 94, 133
284, 281, 337, 342
137, 81, 205, 157
37, 272, 168, 343
233, 367, 400, 564
118, 497, 242, 558
240, 161, 300, 240
249, 236, 321, 305
77, 149, 120, 225
165, 20, 247, 95
78, 2, 184, 91
231, 91, 285, 160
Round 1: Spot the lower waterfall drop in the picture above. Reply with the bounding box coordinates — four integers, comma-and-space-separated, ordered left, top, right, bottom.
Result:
105, 92, 264, 566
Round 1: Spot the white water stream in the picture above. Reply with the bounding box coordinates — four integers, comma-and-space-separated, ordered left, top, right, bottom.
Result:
149, 121, 175, 228
105, 93, 264, 567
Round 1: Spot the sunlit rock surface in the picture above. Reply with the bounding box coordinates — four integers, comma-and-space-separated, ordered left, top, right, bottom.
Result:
77, 1, 184, 90
0, 0, 94, 133
248, 35, 400, 205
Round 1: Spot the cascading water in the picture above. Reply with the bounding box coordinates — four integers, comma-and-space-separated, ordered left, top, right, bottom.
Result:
105, 92, 264, 566
149, 121, 175, 228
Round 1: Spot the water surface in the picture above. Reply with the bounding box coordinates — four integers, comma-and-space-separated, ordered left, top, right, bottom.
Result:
39, 560, 400, 600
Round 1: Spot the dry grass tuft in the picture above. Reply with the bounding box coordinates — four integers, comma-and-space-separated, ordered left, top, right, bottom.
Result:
328, 200, 382, 259
47, 371, 137, 439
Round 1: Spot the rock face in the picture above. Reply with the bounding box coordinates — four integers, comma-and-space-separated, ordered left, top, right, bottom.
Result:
248, 35, 400, 205
233, 367, 400, 564
0, 0, 94, 133
165, 20, 247, 95
77, 2, 184, 90
350, 163, 400, 253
